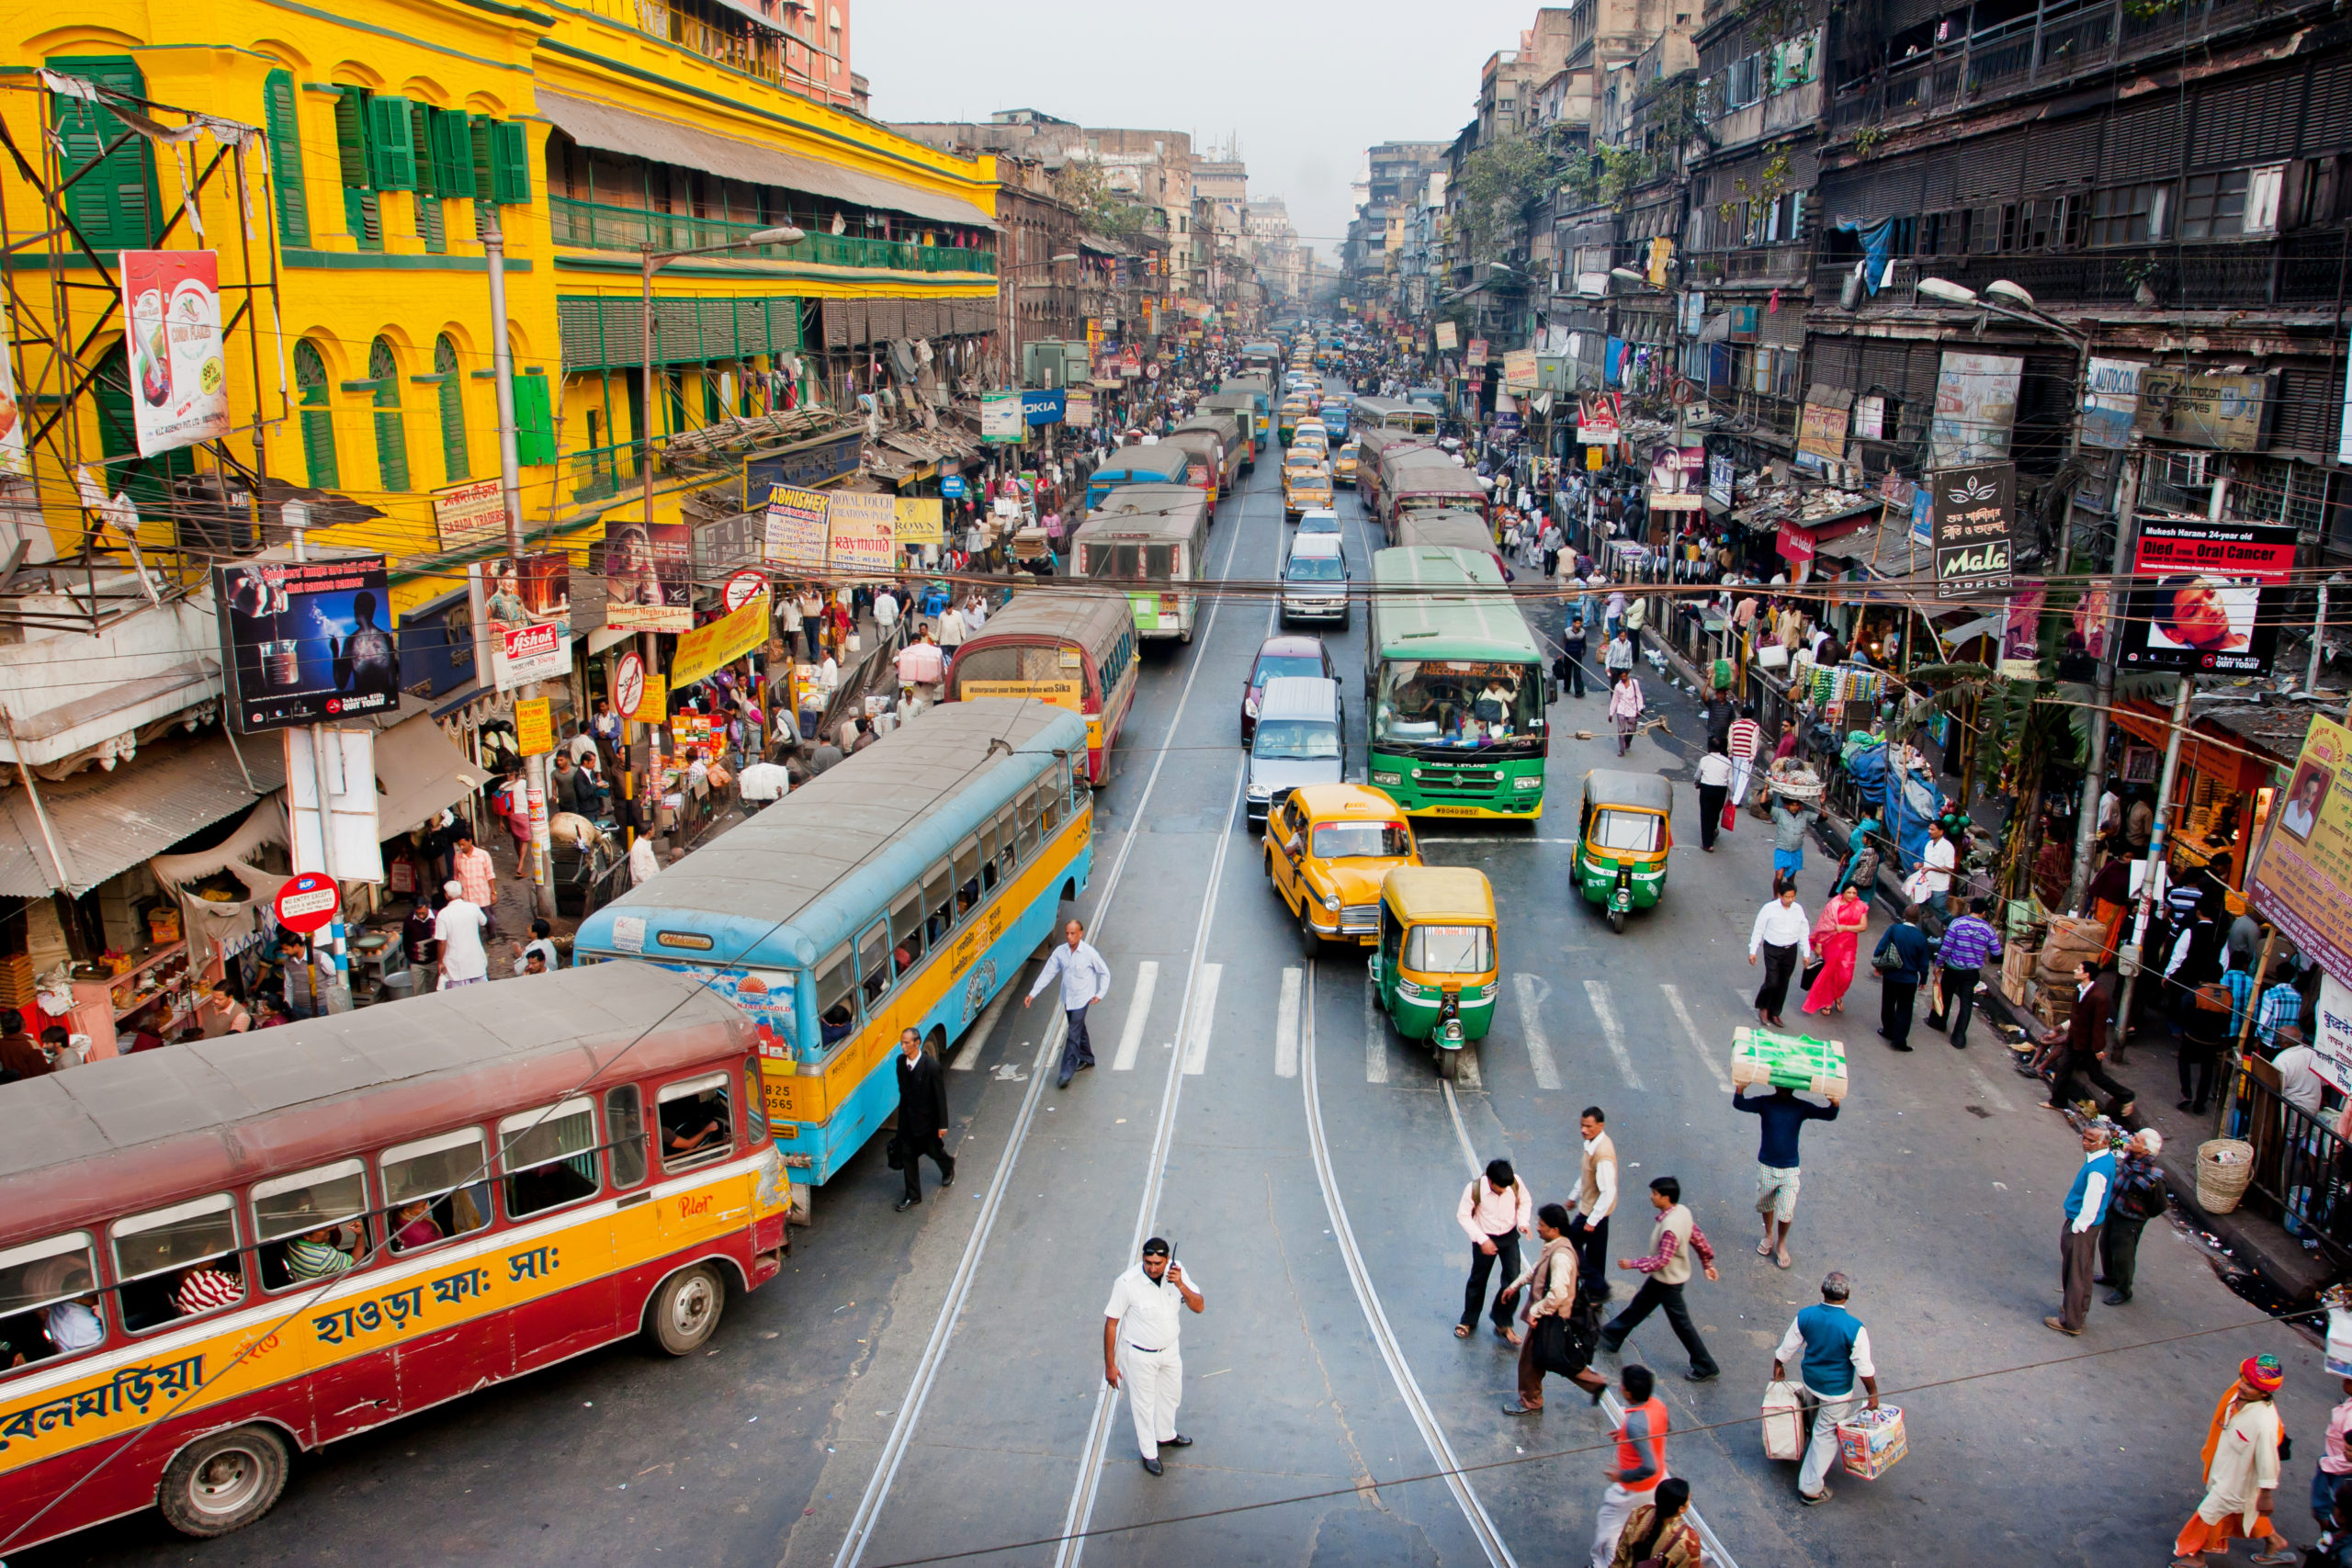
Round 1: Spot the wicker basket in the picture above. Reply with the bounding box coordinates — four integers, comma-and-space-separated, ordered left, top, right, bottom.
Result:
2197, 1138, 2256, 1215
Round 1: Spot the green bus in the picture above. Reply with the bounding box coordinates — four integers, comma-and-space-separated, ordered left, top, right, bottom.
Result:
1365, 547, 1549, 820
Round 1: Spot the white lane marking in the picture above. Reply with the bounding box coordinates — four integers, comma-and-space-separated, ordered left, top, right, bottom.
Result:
1454, 1045, 1483, 1089
1305, 969, 1519, 1568
1442, 1080, 1481, 1179
1110, 960, 1160, 1072
832, 479, 1257, 1568
1964, 1063, 2017, 1112
1274, 966, 1303, 1078
1364, 975, 1389, 1084
1511, 973, 1562, 1091
1582, 979, 1646, 1091
1658, 983, 1735, 1093
1180, 964, 1225, 1076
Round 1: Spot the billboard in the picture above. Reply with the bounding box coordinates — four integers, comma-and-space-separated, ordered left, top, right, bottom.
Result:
2250, 716, 2352, 989
1796, 399, 1849, 468
2079, 358, 2145, 451
215, 555, 399, 734
670, 589, 770, 688
603, 513, 692, 632
488, 552, 571, 692
432, 478, 509, 553
1647, 445, 1705, 511
895, 496, 944, 547
1434, 321, 1459, 353
0, 341, 24, 479
2120, 515, 2296, 674
1928, 463, 2015, 598
1928, 351, 2022, 467
122, 250, 230, 457
826, 491, 898, 575
980, 391, 1023, 442
2134, 369, 2273, 451
763, 484, 830, 572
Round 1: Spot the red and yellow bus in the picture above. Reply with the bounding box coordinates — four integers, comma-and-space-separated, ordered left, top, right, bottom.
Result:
945, 591, 1139, 785
0, 964, 785, 1551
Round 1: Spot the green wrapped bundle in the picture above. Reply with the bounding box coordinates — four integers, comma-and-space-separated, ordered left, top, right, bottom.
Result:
1730, 1025, 1849, 1101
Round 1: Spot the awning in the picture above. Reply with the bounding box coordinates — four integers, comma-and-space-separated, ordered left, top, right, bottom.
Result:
0, 731, 288, 897
539, 92, 998, 231
371, 713, 489, 842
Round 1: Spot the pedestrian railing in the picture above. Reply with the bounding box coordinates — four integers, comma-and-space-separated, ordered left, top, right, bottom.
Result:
2224, 1069, 2352, 1268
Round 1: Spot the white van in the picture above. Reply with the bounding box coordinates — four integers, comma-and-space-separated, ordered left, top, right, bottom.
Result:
1247, 675, 1343, 829
1281, 534, 1350, 628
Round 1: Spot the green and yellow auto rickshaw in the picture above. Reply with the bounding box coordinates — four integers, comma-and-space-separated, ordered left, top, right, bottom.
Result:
1574, 769, 1674, 933
1370, 865, 1498, 1080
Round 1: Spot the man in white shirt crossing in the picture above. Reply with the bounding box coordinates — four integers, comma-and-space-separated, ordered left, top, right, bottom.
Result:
1103, 1238, 1204, 1475
1024, 918, 1113, 1088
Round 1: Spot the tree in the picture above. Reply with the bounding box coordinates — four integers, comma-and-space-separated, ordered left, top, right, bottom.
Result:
1452, 132, 1555, 265
1053, 159, 1161, 246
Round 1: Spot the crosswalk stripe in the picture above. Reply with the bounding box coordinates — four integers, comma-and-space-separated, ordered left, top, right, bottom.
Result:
1454, 1046, 1483, 1089
1583, 978, 1645, 1091
1364, 976, 1390, 1084
1111, 960, 1159, 1072
1510, 974, 1562, 1091
1180, 963, 1223, 1076
1274, 966, 1302, 1078
1658, 983, 1734, 1093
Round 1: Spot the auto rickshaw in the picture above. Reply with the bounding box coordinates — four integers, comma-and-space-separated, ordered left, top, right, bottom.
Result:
1573, 769, 1674, 933
1370, 865, 1498, 1081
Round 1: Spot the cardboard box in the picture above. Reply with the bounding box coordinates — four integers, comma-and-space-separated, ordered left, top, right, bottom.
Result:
1730, 1026, 1849, 1101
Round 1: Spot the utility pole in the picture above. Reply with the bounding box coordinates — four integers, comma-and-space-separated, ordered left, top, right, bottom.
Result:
482, 207, 556, 919
2064, 452, 2142, 914
285, 502, 352, 1012
2109, 671, 2193, 1060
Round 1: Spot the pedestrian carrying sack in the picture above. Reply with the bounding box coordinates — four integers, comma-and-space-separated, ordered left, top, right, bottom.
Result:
1758, 643, 1790, 670
1761, 1379, 1805, 1461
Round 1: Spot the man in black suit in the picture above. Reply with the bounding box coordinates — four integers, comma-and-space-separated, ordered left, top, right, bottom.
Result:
893, 1027, 955, 1212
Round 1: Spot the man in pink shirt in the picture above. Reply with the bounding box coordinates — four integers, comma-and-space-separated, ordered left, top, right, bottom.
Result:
452, 827, 500, 940
2318, 1376, 2352, 1543
1455, 1157, 1532, 1340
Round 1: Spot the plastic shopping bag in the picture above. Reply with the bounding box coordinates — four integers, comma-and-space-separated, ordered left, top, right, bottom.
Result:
1762, 1380, 1805, 1461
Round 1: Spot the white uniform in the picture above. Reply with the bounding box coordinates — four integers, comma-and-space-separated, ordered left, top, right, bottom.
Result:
1104, 1260, 1204, 1458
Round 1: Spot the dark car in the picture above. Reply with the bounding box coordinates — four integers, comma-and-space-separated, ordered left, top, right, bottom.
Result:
1241, 634, 1338, 746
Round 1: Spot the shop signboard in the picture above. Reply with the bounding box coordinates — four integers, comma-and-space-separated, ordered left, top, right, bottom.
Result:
1999, 586, 2046, 679
1021, 388, 1066, 425
1435, 321, 1459, 352
1928, 351, 2023, 467
1065, 389, 1095, 428
121, 249, 230, 457
431, 478, 508, 553
894, 496, 944, 547
2081, 358, 2146, 451
1577, 391, 1622, 446
489, 552, 571, 692
940, 474, 967, 500
604, 513, 693, 632
2317, 973, 2352, 1091
747, 430, 861, 495
826, 491, 898, 574
1466, 337, 1489, 364
2341, 355, 2352, 465
2120, 515, 2296, 674
2133, 369, 2273, 451
1502, 349, 1538, 391
215, 554, 398, 734
670, 588, 770, 688
980, 391, 1023, 442
514, 697, 554, 756
2250, 716, 2352, 990
1777, 522, 1815, 562
763, 484, 831, 572
1928, 463, 2015, 598
1795, 399, 1850, 470
1707, 453, 1735, 509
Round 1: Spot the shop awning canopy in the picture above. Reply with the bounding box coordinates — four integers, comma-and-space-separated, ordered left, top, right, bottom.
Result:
538, 92, 999, 232
370, 711, 489, 843
0, 731, 286, 898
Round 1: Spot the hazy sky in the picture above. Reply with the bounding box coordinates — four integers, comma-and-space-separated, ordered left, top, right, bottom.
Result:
862, 0, 1544, 259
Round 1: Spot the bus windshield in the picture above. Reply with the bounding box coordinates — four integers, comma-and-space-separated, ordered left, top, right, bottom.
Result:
1080, 542, 1183, 581
1373, 660, 1543, 756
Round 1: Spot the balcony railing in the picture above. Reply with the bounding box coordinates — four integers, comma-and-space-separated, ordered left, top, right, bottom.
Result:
548, 195, 997, 274
570, 439, 639, 502
1816, 230, 2347, 312
1828, 0, 2285, 130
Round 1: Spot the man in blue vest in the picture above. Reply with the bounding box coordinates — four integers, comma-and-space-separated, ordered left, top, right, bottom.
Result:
1772, 1271, 1879, 1505
2047, 1118, 2120, 1337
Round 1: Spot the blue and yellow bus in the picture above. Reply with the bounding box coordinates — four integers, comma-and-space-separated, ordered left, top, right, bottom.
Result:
1085, 446, 1190, 510
573, 701, 1092, 1202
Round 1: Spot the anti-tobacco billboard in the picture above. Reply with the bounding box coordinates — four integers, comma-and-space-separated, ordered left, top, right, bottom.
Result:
215, 555, 399, 734
2121, 516, 2297, 675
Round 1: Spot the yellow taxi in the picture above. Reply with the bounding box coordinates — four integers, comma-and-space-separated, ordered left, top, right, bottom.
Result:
1279, 398, 1311, 446
1333, 440, 1362, 487
1283, 457, 1333, 519
1265, 783, 1422, 953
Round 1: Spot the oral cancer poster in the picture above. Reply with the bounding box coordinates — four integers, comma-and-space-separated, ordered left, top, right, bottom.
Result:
122, 249, 231, 457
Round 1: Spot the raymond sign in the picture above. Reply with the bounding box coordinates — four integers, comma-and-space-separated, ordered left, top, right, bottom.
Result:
1928, 463, 2015, 598
2251, 716, 2352, 988
431, 478, 508, 552
273, 871, 340, 935
1502, 350, 1538, 391
826, 492, 898, 574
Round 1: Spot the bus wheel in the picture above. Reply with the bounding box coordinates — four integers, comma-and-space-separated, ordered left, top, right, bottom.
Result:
1435, 1046, 1460, 1082
159, 1425, 290, 1538
649, 1263, 726, 1356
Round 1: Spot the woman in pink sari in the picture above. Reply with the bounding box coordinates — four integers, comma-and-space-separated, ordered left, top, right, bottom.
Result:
1803, 886, 1870, 1015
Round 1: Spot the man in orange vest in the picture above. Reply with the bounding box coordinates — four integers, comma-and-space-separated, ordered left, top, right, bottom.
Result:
1589, 1362, 1669, 1568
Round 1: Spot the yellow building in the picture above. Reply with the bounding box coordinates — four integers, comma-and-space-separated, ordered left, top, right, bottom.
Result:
3, 0, 999, 620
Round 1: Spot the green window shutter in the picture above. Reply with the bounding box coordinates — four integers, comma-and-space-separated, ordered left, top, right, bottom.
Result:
407, 102, 439, 197
491, 120, 531, 205
417, 196, 446, 253
430, 107, 469, 200
434, 336, 468, 482
375, 409, 410, 491
294, 343, 339, 490
332, 88, 370, 189
262, 71, 310, 247
512, 374, 555, 465
469, 116, 496, 205
47, 55, 159, 252
368, 96, 416, 192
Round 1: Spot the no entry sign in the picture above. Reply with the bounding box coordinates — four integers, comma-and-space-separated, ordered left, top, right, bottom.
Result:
274, 872, 340, 934
615, 650, 647, 719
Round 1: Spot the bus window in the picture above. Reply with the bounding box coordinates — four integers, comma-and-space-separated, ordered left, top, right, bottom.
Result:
743, 1058, 768, 1143
112, 1194, 243, 1332
978, 819, 1001, 893
954, 837, 982, 918
996, 806, 1020, 877
380, 1128, 492, 1255
922, 863, 955, 943
500, 1099, 601, 1219
251, 1158, 369, 1292
1040, 773, 1062, 835
658, 1071, 733, 1171
891, 888, 925, 972
605, 1084, 649, 1189
1018, 786, 1042, 860
0, 1233, 103, 1373
814, 946, 855, 1049
857, 921, 894, 1007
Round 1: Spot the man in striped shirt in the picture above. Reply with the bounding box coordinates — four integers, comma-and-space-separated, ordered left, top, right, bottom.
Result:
1726, 707, 1763, 809
1931, 897, 2004, 1050
2256, 976, 2307, 1047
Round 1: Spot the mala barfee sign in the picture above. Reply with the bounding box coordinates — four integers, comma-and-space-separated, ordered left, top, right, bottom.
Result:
1730, 1026, 1849, 1100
